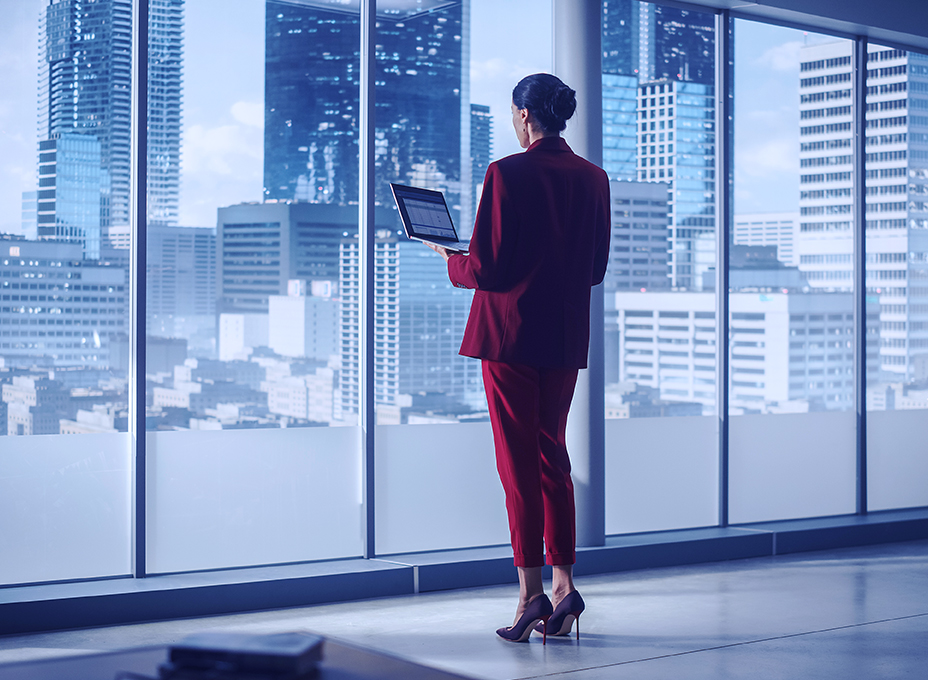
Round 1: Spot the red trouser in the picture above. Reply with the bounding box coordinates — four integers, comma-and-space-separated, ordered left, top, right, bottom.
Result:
482, 359, 579, 568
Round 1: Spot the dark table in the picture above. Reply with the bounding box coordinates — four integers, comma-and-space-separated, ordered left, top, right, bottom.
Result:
0, 638, 479, 680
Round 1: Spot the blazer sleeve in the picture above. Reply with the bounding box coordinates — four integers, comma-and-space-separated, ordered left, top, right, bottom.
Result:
592, 172, 611, 286
447, 163, 517, 291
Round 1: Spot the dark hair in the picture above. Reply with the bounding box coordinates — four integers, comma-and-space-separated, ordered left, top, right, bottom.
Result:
512, 73, 577, 133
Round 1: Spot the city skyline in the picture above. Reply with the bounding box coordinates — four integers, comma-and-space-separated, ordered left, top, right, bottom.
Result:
3, 1, 927, 436
2, 2, 828, 234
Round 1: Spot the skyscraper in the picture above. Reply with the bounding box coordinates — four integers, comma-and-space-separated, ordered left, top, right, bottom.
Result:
36, 134, 104, 260
338, 232, 480, 420
797, 42, 928, 382
36, 0, 183, 250
148, 0, 184, 226
602, 1, 716, 289
263, 1, 468, 220
602, 0, 640, 181
638, 2, 715, 87
469, 103, 492, 230
216, 201, 394, 315
146, 224, 217, 350
637, 78, 715, 290
37, 0, 132, 241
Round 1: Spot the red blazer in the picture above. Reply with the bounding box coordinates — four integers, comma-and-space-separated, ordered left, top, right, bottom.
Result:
448, 137, 610, 368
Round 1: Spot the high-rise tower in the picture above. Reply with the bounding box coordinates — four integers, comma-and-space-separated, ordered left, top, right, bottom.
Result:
36, 0, 183, 256
469, 103, 492, 230
37, 0, 132, 242
263, 1, 468, 222
148, 0, 184, 227
602, 1, 716, 290
797, 42, 928, 382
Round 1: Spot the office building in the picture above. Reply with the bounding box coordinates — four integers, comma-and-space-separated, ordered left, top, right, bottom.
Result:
637, 2, 715, 86
338, 232, 480, 420
147, 0, 184, 226
37, 0, 132, 230
20, 192, 37, 240
637, 78, 715, 289
35, 134, 104, 260
797, 42, 928, 380
36, 0, 183, 233
146, 225, 217, 350
263, 0, 469, 221
606, 180, 671, 291
734, 212, 801, 266
613, 290, 878, 412
0, 236, 128, 370
469, 103, 493, 227
602, 1, 640, 181
603, 74, 640, 181
601, 2, 717, 288
217, 202, 393, 315
268, 280, 339, 361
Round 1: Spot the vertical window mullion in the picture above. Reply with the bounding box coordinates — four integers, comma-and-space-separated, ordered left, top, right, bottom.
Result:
130, 0, 149, 577
715, 10, 733, 528
359, 0, 377, 558
853, 36, 868, 515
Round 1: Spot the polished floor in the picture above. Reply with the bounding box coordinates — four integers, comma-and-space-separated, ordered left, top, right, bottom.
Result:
1, 539, 927, 679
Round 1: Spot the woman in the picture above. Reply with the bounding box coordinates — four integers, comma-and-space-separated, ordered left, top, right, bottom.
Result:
428, 73, 610, 643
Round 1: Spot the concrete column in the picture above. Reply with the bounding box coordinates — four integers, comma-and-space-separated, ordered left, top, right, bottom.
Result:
554, 0, 605, 548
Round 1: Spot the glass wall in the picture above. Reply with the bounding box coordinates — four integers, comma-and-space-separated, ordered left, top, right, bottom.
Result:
2, 0, 927, 589
865, 45, 928, 511
602, 0, 719, 535
728, 22, 857, 523
374, 0, 553, 554
143, 0, 364, 572
0, 0, 132, 586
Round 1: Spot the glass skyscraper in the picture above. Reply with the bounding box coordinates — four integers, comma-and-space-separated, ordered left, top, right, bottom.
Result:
263, 0, 468, 220
469, 103, 492, 233
601, 1, 716, 290
36, 0, 183, 246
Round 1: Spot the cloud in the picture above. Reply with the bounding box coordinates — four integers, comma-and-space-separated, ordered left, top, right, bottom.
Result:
183, 122, 261, 176
736, 136, 797, 178
231, 101, 264, 128
755, 41, 803, 72
179, 118, 263, 225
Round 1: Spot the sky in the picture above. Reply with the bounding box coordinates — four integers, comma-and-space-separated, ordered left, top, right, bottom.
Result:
0, 1, 837, 232
733, 20, 837, 215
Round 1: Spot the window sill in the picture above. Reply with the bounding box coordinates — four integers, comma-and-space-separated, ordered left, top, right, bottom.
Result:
2, 507, 926, 636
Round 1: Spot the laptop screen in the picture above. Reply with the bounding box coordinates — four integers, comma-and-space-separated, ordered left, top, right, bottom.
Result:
391, 183, 459, 243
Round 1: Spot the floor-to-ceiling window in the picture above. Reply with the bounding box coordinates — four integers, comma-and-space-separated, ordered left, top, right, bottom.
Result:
729, 22, 858, 523
864, 44, 928, 512
373, 0, 553, 555
2, 0, 927, 595
602, 0, 719, 535
0, 0, 133, 586
143, 0, 364, 574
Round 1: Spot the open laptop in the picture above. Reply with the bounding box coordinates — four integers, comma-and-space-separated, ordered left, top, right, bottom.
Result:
390, 183, 470, 252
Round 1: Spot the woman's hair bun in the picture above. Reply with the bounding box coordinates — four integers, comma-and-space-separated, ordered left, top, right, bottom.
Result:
512, 74, 577, 133
549, 84, 577, 124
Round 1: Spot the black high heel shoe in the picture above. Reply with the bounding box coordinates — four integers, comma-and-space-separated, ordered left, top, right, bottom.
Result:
496, 594, 553, 644
536, 590, 585, 640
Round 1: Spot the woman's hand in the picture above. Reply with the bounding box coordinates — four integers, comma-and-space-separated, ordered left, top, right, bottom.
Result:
425, 241, 452, 262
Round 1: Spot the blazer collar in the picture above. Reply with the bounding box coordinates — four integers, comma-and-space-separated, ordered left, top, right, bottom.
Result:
526, 136, 572, 154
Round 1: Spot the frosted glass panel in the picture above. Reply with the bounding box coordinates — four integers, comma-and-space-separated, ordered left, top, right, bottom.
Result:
605, 416, 718, 535
867, 410, 928, 511
375, 422, 509, 554
730, 411, 856, 523
147, 427, 363, 573
0, 434, 131, 586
